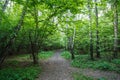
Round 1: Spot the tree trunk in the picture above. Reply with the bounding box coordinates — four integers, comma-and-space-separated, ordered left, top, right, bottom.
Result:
33, 2, 39, 64
31, 45, 38, 64
113, 0, 118, 58
0, 0, 28, 67
95, 0, 100, 58
70, 48, 75, 60
88, 0, 94, 60
72, 27, 76, 59
29, 31, 38, 64
69, 36, 75, 60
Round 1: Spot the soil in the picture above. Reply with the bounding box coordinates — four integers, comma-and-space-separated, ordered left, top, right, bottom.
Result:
36, 50, 120, 80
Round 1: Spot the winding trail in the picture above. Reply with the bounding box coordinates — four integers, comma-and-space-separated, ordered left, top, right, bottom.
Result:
36, 50, 120, 80
36, 50, 74, 80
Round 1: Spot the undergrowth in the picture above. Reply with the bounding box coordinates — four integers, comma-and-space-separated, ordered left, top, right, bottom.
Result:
61, 51, 120, 73
38, 51, 54, 59
0, 65, 41, 80
61, 51, 71, 59
0, 51, 54, 80
73, 73, 107, 80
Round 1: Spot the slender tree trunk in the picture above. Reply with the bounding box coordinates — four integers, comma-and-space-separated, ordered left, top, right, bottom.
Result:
69, 36, 74, 59
69, 27, 75, 59
95, 0, 100, 58
33, 3, 39, 64
0, 0, 28, 67
88, 0, 94, 60
113, 0, 118, 58
71, 27, 75, 59
29, 30, 38, 64
65, 24, 67, 50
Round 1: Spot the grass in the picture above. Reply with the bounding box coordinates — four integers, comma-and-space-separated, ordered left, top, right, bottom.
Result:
38, 51, 54, 59
61, 51, 120, 73
0, 51, 54, 80
7, 51, 54, 61
73, 73, 107, 80
61, 51, 71, 59
73, 73, 94, 80
0, 65, 40, 80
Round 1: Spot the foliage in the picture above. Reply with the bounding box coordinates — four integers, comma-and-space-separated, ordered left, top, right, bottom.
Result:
111, 59, 120, 65
73, 73, 97, 80
38, 51, 54, 59
73, 73, 107, 80
0, 50, 56, 80
94, 62, 114, 70
71, 55, 120, 73
0, 66, 41, 80
42, 31, 65, 50
61, 51, 71, 59
61, 51, 120, 73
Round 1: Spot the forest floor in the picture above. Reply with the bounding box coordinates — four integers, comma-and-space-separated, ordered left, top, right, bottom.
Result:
36, 50, 120, 80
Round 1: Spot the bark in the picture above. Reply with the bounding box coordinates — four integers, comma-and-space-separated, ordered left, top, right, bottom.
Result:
69, 36, 75, 59
113, 0, 118, 58
65, 24, 69, 50
88, 0, 94, 60
29, 31, 38, 64
68, 27, 75, 60
0, 0, 28, 67
95, 0, 100, 58
70, 48, 75, 60
71, 27, 76, 59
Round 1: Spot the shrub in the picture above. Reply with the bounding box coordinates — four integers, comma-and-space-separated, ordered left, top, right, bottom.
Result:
61, 51, 71, 59
0, 66, 41, 80
111, 59, 120, 65
38, 51, 54, 59
94, 61, 114, 71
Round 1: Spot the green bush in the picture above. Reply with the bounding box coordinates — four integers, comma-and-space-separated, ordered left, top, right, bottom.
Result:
111, 59, 120, 73
61, 52, 119, 73
94, 61, 114, 70
0, 66, 41, 80
111, 59, 120, 65
61, 51, 71, 59
38, 51, 54, 59
71, 55, 92, 68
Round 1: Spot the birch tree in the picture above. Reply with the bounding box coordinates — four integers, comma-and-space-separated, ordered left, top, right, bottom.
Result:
113, 0, 118, 58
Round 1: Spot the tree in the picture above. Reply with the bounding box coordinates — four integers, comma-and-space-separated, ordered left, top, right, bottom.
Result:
113, 0, 118, 58
94, 0, 100, 58
0, 0, 29, 66
28, 0, 39, 64
88, 0, 94, 60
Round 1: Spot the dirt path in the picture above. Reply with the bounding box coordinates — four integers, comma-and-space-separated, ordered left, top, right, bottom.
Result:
36, 50, 120, 80
78, 68, 120, 80
36, 50, 74, 80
